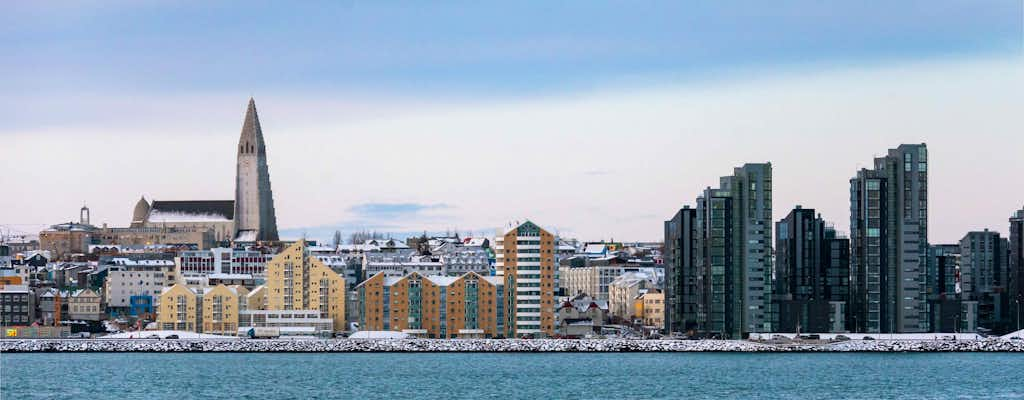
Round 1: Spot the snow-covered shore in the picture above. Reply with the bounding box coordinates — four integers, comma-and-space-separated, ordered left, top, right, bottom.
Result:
2, 338, 1023, 352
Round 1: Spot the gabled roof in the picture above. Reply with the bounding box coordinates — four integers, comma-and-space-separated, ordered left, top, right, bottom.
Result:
71, 288, 99, 298
462, 237, 489, 247
500, 220, 548, 236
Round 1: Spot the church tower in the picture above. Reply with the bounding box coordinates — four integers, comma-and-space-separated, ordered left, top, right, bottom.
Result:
234, 97, 279, 242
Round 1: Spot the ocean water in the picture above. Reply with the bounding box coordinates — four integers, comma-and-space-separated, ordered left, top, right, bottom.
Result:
2, 352, 1022, 399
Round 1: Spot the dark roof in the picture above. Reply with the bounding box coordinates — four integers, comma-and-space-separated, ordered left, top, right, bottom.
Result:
150, 200, 234, 219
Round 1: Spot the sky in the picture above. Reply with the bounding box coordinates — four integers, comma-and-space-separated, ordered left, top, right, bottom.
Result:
2, 1, 1022, 243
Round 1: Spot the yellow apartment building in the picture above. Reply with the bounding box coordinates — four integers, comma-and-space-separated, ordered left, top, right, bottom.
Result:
635, 289, 665, 330
201, 284, 249, 335
265, 241, 346, 332
156, 283, 201, 332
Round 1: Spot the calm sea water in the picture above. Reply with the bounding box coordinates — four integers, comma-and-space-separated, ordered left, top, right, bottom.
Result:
2, 352, 1022, 399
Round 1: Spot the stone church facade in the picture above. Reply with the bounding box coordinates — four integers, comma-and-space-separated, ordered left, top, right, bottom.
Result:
132, 98, 280, 244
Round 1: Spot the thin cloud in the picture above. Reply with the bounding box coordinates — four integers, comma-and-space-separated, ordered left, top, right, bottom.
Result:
348, 202, 452, 218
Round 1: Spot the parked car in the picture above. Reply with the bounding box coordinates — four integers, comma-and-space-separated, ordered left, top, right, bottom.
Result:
164, 334, 179, 339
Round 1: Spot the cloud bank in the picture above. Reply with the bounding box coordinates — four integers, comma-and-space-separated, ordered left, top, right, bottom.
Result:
2, 56, 1022, 243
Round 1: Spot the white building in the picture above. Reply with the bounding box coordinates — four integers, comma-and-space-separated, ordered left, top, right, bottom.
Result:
432, 241, 492, 275
363, 253, 444, 279
176, 248, 272, 282
103, 258, 176, 311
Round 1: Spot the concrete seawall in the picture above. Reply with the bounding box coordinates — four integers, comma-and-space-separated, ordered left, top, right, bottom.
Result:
3, 339, 1024, 352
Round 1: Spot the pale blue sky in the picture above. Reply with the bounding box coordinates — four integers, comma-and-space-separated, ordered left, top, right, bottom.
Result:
2, 1, 1022, 242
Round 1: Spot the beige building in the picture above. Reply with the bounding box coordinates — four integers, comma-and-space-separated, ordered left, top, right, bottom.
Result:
156, 284, 201, 332
132, 198, 236, 243
246, 285, 267, 310
495, 221, 556, 337
635, 289, 665, 329
38, 223, 94, 260
265, 241, 346, 332
67, 289, 104, 321
558, 255, 647, 300
41, 223, 214, 260
39, 205, 213, 260
200, 284, 248, 335
608, 272, 660, 322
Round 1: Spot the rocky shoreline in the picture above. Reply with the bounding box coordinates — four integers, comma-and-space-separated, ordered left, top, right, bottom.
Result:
3, 338, 1024, 353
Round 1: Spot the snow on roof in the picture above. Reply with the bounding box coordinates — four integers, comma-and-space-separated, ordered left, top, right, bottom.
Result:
39, 288, 70, 297
425, 275, 459, 286
71, 289, 96, 297
0, 285, 31, 293
234, 230, 257, 242
202, 285, 239, 295
307, 245, 336, 253
364, 239, 409, 249
108, 258, 174, 266
481, 276, 503, 286
611, 271, 660, 287
462, 237, 488, 247
147, 200, 234, 221
147, 210, 232, 223
162, 285, 200, 295
208, 273, 253, 280
246, 285, 266, 298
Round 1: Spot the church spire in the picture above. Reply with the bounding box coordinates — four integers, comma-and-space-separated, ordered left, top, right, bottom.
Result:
238, 97, 266, 156
234, 97, 279, 242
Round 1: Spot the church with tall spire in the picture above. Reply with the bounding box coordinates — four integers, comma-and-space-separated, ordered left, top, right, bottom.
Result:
130, 98, 280, 243
233, 97, 279, 242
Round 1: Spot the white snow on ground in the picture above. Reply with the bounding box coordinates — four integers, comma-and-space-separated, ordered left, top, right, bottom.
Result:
348, 331, 412, 339
100, 330, 238, 339
749, 332, 985, 340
